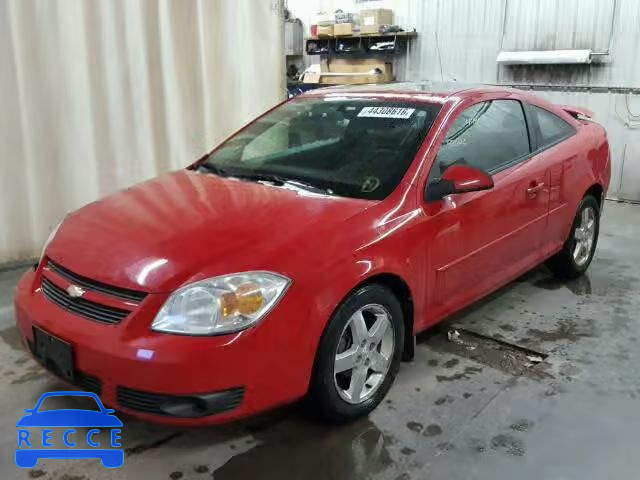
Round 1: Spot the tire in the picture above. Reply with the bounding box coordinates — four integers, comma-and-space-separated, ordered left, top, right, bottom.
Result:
547, 195, 600, 279
308, 284, 404, 423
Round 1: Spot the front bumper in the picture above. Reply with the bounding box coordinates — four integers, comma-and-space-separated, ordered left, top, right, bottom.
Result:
15, 269, 314, 425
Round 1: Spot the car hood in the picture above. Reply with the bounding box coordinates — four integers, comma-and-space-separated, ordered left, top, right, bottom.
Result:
47, 170, 374, 292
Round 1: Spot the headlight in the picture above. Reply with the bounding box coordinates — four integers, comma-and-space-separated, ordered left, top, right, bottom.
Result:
39, 221, 62, 265
151, 272, 291, 335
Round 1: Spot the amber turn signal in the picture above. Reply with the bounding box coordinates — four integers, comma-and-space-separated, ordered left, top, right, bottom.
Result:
220, 282, 264, 316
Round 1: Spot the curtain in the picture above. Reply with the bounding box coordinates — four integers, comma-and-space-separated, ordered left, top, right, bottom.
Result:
0, 0, 285, 263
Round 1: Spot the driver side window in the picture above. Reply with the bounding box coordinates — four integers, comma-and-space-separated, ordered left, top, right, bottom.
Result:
429, 100, 530, 181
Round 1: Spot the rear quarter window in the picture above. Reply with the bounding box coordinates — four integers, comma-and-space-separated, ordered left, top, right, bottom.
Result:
529, 105, 576, 150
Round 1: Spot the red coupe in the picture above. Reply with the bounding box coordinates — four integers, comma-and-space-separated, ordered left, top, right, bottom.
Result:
15, 82, 610, 425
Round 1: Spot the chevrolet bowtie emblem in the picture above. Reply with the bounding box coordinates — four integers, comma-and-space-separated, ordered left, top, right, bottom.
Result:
66, 285, 86, 298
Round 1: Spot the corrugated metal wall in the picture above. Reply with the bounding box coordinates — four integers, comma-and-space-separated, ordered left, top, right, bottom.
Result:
288, 0, 640, 201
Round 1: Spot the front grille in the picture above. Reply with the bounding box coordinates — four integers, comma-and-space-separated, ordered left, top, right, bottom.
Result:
42, 277, 131, 324
48, 259, 147, 303
117, 386, 245, 417
73, 371, 102, 394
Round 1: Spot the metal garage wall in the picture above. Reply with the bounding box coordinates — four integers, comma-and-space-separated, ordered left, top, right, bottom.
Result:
535, 90, 640, 203
288, 0, 640, 201
0, 0, 285, 263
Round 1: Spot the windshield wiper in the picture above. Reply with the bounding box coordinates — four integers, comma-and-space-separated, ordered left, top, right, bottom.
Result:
198, 167, 333, 195
233, 172, 333, 195
197, 163, 233, 177
231, 172, 288, 185
282, 179, 334, 195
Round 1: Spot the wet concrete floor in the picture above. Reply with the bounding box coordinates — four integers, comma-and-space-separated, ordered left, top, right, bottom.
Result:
1, 200, 639, 479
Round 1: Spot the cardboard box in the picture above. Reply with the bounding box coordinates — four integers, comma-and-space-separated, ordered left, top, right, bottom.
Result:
302, 64, 322, 83
303, 71, 321, 83
333, 23, 353, 36
319, 58, 393, 85
316, 24, 334, 37
359, 8, 394, 34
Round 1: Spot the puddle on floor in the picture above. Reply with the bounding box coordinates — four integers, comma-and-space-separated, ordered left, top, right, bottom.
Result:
214, 417, 395, 480
514, 266, 593, 296
533, 275, 592, 296
525, 318, 594, 343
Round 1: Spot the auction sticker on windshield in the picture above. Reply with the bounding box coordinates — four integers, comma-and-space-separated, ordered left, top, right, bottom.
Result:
358, 106, 415, 119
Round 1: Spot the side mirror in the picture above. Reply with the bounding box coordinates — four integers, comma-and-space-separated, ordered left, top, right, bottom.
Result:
425, 165, 494, 202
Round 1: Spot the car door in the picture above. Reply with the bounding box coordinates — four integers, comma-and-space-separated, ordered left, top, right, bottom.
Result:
420, 98, 550, 323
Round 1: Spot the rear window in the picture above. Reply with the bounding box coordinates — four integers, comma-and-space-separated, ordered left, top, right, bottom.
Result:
530, 105, 576, 149
199, 98, 442, 200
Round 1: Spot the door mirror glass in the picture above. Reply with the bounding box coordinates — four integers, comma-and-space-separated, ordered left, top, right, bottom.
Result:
425, 165, 494, 202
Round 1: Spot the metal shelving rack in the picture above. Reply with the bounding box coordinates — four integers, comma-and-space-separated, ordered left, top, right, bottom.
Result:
305, 31, 417, 57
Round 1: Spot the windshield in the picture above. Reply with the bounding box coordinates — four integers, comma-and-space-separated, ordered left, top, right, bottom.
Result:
197, 98, 442, 200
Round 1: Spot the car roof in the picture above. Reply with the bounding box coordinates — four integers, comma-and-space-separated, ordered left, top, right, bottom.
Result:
303, 81, 517, 103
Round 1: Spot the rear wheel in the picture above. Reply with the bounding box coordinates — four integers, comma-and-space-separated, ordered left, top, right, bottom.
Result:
547, 195, 600, 278
308, 284, 404, 422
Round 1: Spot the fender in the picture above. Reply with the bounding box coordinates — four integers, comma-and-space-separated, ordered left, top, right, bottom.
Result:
298, 252, 419, 389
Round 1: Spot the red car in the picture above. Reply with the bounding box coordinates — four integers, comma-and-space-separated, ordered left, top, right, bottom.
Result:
15, 82, 610, 425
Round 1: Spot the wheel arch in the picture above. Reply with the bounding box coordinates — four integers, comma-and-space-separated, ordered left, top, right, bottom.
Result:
330, 272, 416, 362
584, 183, 604, 210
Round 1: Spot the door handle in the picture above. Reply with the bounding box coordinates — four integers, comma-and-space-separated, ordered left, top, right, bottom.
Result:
526, 182, 545, 197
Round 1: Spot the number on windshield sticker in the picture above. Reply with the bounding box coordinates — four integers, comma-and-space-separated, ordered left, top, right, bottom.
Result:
358, 107, 415, 119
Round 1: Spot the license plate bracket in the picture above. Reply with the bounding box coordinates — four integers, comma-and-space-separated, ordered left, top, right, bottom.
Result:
33, 327, 74, 381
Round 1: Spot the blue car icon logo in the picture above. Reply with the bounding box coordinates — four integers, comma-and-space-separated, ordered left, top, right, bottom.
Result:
16, 391, 124, 468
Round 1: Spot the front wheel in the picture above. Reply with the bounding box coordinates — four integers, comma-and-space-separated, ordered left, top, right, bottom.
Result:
547, 195, 600, 278
308, 284, 404, 423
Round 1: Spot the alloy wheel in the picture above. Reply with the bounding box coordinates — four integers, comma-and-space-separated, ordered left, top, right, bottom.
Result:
573, 206, 596, 266
333, 304, 395, 404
